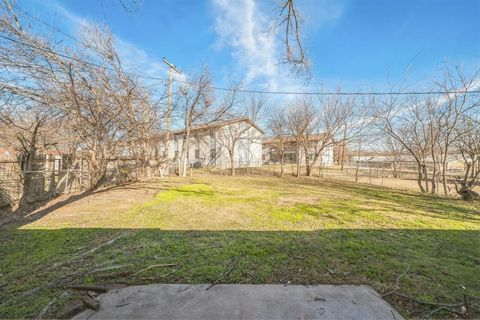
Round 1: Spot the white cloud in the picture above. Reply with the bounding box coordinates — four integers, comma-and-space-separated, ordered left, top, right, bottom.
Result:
212, 0, 279, 87
211, 0, 345, 94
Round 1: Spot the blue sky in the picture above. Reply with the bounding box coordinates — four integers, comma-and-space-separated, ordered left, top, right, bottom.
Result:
16, 0, 480, 92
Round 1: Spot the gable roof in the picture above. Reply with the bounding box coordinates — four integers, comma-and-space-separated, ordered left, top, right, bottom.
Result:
263, 134, 327, 145
169, 117, 264, 136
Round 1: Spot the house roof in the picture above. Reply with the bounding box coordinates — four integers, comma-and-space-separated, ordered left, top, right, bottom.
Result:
263, 134, 327, 145
154, 117, 264, 139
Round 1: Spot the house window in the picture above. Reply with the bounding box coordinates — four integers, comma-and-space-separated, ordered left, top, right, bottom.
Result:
195, 139, 200, 160
210, 132, 216, 164
210, 132, 216, 149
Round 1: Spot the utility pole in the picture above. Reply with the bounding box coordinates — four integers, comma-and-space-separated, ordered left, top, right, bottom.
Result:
162, 58, 182, 166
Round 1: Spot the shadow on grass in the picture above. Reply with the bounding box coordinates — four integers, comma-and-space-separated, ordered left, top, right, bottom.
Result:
0, 179, 182, 226
286, 177, 480, 223
0, 227, 479, 319
1, 176, 479, 318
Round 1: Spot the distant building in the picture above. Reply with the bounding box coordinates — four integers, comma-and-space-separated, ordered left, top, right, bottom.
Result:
157, 117, 264, 169
350, 154, 466, 172
263, 135, 334, 167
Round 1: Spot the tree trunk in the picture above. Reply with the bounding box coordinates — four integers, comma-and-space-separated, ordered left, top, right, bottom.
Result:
423, 163, 429, 193
306, 162, 311, 176
296, 143, 301, 177
431, 163, 437, 194
303, 145, 313, 177
20, 122, 41, 203
305, 154, 313, 177
230, 151, 235, 176
280, 152, 284, 178
179, 134, 190, 177
441, 161, 448, 195
416, 165, 426, 193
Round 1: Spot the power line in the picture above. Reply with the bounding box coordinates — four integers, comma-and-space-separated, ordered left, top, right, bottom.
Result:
0, 34, 168, 83
192, 85, 480, 96
16, 6, 82, 44
1, 30, 480, 96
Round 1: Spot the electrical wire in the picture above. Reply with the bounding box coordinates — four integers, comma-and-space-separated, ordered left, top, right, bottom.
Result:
2, 12, 480, 97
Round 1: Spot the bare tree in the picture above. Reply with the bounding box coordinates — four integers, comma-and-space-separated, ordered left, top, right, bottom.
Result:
308, 94, 367, 177
286, 93, 367, 177
287, 99, 316, 177
215, 94, 264, 176
267, 107, 289, 177
454, 116, 480, 200
373, 66, 480, 196
175, 68, 235, 177
384, 135, 405, 178
0, 3, 162, 190
432, 67, 480, 195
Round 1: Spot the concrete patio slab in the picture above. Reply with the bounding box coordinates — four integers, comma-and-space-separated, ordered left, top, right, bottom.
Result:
73, 284, 403, 320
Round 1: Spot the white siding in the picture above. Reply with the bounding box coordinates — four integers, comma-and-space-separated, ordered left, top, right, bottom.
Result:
164, 120, 263, 169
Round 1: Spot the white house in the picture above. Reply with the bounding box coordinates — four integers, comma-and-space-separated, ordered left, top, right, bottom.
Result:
159, 117, 264, 169
263, 135, 335, 167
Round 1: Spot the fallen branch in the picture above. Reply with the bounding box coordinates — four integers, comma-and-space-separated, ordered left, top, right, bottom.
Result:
35, 291, 69, 319
35, 297, 57, 319
381, 265, 479, 318
65, 285, 109, 293
206, 257, 240, 291
427, 306, 466, 318
326, 267, 342, 280
51, 233, 128, 270
388, 292, 478, 319
85, 233, 128, 255
382, 264, 410, 297
132, 263, 177, 277
389, 292, 466, 308
81, 295, 100, 311
25, 264, 128, 298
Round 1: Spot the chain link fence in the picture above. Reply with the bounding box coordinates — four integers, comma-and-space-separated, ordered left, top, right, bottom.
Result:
197, 160, 478, 194
0, 158, 175, 209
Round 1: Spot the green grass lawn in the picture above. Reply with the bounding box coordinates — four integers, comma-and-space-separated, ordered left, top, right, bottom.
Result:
0, 174, 479, 318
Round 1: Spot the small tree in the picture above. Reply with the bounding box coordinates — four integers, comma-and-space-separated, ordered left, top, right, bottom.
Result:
175, 69, 236, 177
306, 94, 366, 177
267, 107, 289, 177
176, 68, 213, 177
384, 135, 405, 178
454, 117, 480, 200
215, 94, 263, 176
287, 99, 316, 177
